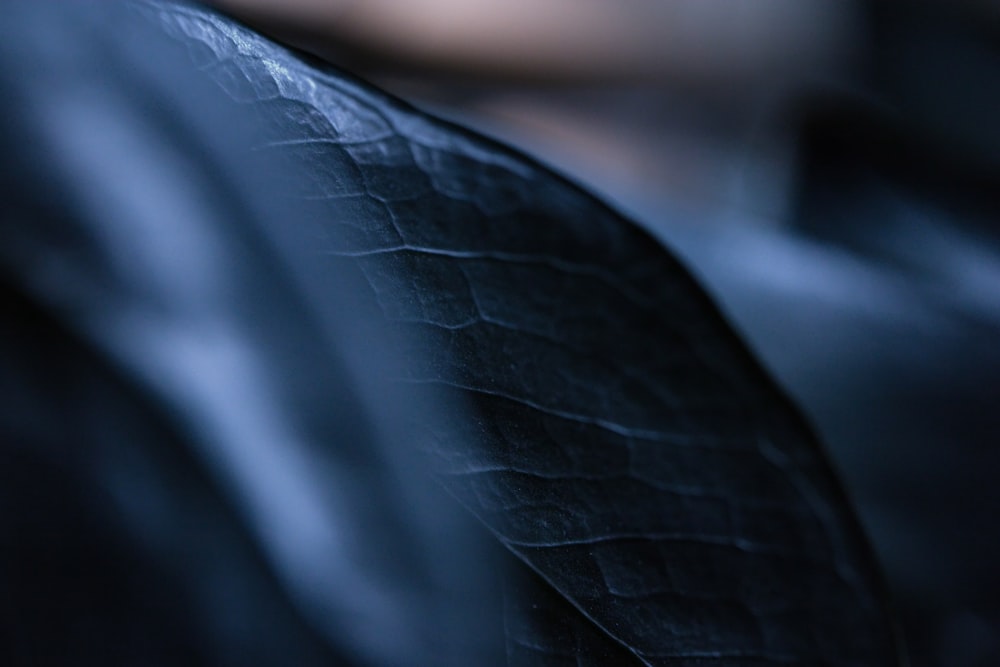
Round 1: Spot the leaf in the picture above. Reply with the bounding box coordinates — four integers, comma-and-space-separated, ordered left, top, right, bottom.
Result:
138, 2, 903, 664
0, 3, 501, 665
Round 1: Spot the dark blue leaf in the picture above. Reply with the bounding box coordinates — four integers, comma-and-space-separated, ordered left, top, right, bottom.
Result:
142, 3, 901, 664
0, 0, 901, 664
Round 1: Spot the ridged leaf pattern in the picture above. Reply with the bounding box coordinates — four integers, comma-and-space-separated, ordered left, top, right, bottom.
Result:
142, 3, 899, 664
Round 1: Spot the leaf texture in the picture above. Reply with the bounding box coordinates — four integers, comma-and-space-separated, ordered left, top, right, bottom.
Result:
144, 2, 898, 664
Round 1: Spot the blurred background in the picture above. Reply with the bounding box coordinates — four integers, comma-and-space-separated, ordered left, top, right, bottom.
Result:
216, 1, 1000, 665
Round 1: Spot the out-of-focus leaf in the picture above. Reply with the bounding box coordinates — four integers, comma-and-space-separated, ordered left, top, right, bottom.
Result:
138, 2, 901, 664
0, 2, 501, 665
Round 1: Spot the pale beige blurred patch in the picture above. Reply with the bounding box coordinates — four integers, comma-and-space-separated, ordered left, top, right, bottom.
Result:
213, 0, 856, 88
210, 1, 868, 220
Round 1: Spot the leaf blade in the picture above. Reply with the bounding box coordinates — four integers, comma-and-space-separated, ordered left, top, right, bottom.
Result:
146, 3, 901, 663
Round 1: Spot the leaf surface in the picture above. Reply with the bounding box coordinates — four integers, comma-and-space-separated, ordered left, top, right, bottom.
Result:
142, 3, 900, 664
